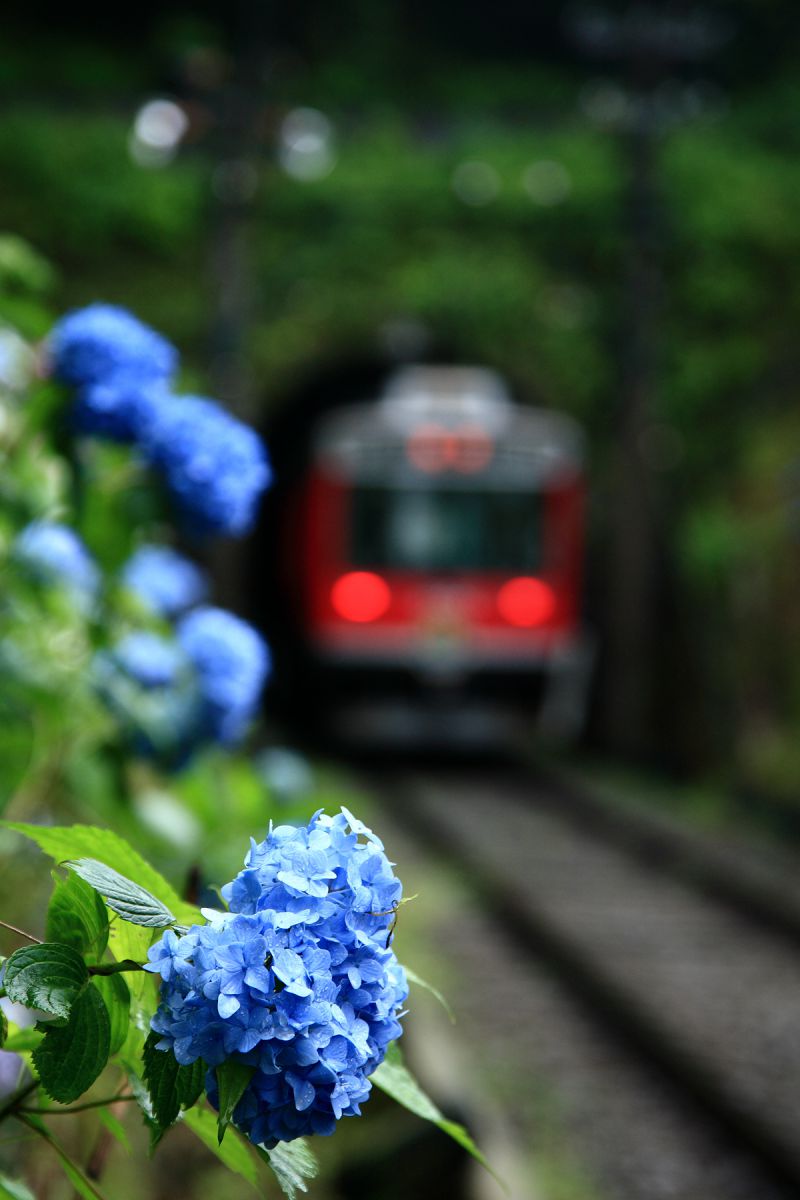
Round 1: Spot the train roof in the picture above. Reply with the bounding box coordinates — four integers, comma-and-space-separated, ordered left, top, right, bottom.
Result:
312, 366, 584, 489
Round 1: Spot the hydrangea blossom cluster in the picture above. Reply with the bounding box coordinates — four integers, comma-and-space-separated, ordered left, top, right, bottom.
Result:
104, 631, 186, 690
122, 544, 208, 619
73, 375, 168, 443
48, 305, 271, 537
146, 809, 408, 1148
93, 608, 269, 762
92, 632, 200, 763
50, 304, 178, 389
177, 606, 271, 745
143, 396, 272, 537
14, 521, 100, 606
50, 304, 177, 443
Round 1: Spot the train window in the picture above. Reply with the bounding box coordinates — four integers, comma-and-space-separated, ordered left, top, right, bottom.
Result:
351, 486, 542, 572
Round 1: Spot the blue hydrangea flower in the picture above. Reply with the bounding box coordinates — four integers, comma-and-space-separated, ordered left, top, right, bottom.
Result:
122, 545, 208, 619
14, 522, 101, 605
146, 809, 408, 1148
107, 631, 186, 690
92, 632, 201, 763
72, 374, 168, 442
49, 304, 177, 388
177, 606, 270, 745
142, 395, 271, 537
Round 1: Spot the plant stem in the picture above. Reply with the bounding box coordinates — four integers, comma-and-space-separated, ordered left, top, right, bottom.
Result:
16, 1112, 109, 1200
0, 1078, 39, 1123
19, 1094, 136, 1116
87, 959, 144, 976
0, 918, 42, 945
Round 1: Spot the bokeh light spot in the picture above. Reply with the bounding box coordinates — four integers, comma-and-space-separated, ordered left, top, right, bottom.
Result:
497, 577, 556, 627
331, 572, 391, 623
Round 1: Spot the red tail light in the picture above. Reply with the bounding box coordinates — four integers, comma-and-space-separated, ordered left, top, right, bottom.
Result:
331, 572, 391, 623
497, 577, 556, 627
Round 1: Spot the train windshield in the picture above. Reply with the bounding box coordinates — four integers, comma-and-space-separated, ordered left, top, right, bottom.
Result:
351, 486, 542, 572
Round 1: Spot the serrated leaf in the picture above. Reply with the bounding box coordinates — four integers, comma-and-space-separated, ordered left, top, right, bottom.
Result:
372, 1042, 500, 1183
142, 1031, 204, 1145
32, 983, 111, 1103
65, 859, 176, 929
404, 965, 455, 1023
92, 971, 131, 1056
3, 822, 198, 925
257, 1140, 318, 1200
5, 943, 88, 1018
182, 1105, 260, 1192
177, 1057, 206, 1107
0, 1173, 36, 1200
124, 1067, 158, 1142
216, 1059, 255, 1143
46, 872, 109, 959
142, 1033, 181, 1137
98, 1107, 131, 1154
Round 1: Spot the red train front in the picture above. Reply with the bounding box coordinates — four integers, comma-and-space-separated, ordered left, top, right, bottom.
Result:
284, 366, 590, 746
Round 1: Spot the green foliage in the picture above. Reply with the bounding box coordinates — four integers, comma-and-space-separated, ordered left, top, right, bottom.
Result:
0, 1174, 36, 1200
142, 1031, 206, 1145
17, 1113, 109, 1200
65, 858, 176, 928
0, 227, 482, 1198
92, 971, 131, 1055
32, 982, 111, 1102
5, 822, 199, 925
46, 872, 109, 957
259, 1140, 320, 1200
181, 1106, 261, 1192
4, 942, 88, 1018
372, 1042, 496, 1179
404, 965, 455, 1023
216, 1059, 256, 1144
0, 805, 484, 1199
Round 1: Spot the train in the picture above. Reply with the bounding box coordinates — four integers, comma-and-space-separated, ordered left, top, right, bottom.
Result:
255, 364, 591, 748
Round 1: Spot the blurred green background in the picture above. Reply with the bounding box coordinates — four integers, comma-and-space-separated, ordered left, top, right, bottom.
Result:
3, 1, 799, 796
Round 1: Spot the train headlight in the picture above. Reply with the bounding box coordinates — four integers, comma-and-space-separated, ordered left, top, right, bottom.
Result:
331, 571, 391, 623
497, 577, 556, 628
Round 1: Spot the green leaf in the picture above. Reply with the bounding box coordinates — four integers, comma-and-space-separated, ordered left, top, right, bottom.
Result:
142, 1032, 181, 1137
3, 822, 198, 925
0, 1010, 7, 1049
3, 1027, 42, 1053
403, 965, 455, 1023
98, 1107, 131, 1154
372, 1042, 499, 1183
109, 920, 156, 1048
178, 1056, 206, 1111
182, 1106, 260, 1192
46, 872, 109, 959
32, 982, 111, 1103
5, 943, 88, 1018
92, 971, 130, 1056
65, 859, 176, 928
257, 1140, 318, 1200
142, 1031, 204, 1145
216, 1059, 255, 1143
0, 1173, 36, 1200
17, 1113, 109, 1200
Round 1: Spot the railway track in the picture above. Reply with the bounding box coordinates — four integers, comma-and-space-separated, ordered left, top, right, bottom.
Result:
371, 765, 800, 1200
